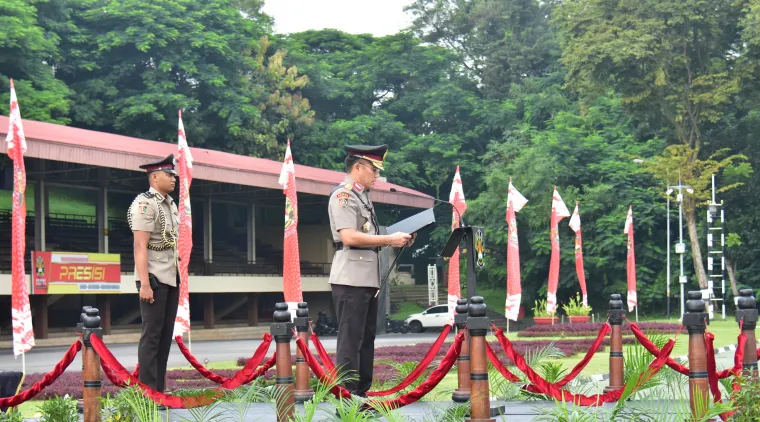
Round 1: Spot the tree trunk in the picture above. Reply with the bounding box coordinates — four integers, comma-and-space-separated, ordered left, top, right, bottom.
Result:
684, 208, 709, 289
726, 259, 739, 297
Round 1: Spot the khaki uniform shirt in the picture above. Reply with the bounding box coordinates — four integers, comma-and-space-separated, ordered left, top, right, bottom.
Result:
128, 187, 179, 287
328, 177, 381, 289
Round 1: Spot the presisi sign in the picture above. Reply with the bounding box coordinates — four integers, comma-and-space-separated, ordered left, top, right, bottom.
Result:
31, 251, 121, 294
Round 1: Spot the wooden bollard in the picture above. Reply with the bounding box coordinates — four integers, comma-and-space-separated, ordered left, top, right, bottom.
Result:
684, 290, 709, 416
81, 307, 102, 422
294, 302, 314, 403
271, 303, 295, 421
452, 298, 471, 403
466, 296, 495, 422
736, 289, 758, 377
605, 294, 625, 393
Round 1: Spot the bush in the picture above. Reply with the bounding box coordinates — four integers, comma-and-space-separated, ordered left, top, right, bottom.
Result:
517, 321, 681, 338
39, 395, 78, 422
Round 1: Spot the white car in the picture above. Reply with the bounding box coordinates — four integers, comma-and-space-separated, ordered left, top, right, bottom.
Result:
404, 305, 449, 333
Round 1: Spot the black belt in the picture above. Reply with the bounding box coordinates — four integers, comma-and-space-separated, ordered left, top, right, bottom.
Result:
334, 242, 379, 253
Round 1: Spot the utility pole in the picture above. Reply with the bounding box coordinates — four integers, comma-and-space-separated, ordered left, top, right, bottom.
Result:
668, 178, 693, 320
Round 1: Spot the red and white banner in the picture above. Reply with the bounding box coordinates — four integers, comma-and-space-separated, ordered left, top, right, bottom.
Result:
568, 202, 588, 307
173, 110, 194, 338
6, 80, 35, 356
505, 178, 528, 321
547, 187, 570, 314
279, 139, 303, 315
625, 205, 637, 312
446, 166, 467, 320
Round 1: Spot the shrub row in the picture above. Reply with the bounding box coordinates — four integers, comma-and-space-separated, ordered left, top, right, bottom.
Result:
517, 321, 682, 338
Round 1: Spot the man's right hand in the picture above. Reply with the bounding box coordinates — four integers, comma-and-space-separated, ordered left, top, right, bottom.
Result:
140, 285, 155, 304
387, 232, 412, 248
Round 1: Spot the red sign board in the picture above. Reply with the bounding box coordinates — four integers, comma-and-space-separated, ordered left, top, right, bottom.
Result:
32, 251, 121, 294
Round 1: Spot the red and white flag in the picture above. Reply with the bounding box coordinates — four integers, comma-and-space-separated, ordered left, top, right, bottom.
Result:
173, 110, 194, 338
279, 140, 303, 315
624, 205, 637, 312
547, 187, 570, 314
505, 178, 528, 321
447, 166, 467, 321
568, 202, 588, 307
6, 80, 35, 356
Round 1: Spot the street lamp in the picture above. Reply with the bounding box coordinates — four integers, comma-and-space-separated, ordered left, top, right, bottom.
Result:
667, 179, 693, 319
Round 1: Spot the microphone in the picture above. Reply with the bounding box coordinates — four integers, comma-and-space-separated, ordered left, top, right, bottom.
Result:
390, 187, 465, 227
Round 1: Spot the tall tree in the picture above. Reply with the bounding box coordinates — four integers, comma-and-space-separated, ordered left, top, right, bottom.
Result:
556, 0, 749, 290
51, 0, 312, 158
405, 0, 559, 98
0, 0, 70, 123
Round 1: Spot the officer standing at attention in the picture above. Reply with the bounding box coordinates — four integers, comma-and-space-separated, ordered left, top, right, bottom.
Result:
128, 154, 180, 393
328, 144, 413, 397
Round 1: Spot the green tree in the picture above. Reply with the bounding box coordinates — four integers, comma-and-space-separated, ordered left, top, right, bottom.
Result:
406, 0, 560, 99
556, 0, 750, 290
0, 0, 70, 123
51, 0, 312, 157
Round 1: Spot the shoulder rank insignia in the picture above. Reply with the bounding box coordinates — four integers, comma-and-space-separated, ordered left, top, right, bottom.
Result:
344, 182, 353, 191
336, 192, 350, 208
142, 191, 155, 199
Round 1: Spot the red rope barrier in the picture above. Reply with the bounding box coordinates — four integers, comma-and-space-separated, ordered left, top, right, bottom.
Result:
363, 331, 464, 410
294, 336, 353, 400
0, 340, 82, 408
493, 328, 676, 406
367, 324, 453, 397
629, 322, 689, 376
309, 324, 455, 397
173, 334, 275, 389
92, 335, 225, 408
486, 342, 521, 382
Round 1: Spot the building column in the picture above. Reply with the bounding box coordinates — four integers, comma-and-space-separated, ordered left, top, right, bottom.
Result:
247, 293, 259, 326
204, 294, 215, 329
98, 295, 112, 335
203, 199, 213, 263
97, 187, 109, 253
247, 204, 256, 263
34, 180, 46, 252
33, 295, 48, 339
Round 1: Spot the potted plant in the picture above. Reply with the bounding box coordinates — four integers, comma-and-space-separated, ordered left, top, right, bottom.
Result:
562, 292, 592, 323
532, 299, 557, 325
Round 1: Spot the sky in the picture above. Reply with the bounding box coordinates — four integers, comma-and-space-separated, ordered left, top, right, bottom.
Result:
262, 0, 416, 36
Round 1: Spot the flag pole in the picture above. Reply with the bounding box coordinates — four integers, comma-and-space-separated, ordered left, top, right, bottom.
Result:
635, 306, 639, 323
22, 351, 26, 375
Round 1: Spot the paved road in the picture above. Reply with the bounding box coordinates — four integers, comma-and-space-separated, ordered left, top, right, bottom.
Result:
0, 332, 448, 374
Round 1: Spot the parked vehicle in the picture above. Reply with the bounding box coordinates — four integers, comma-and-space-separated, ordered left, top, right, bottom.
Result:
385, 314, 409, 334
404, 305, 449, 333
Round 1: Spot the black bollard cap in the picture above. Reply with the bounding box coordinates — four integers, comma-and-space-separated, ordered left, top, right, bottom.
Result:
736, 289, 758, 327
273, 303, 291, 323
454, 299, 469, 326
738, 289, 756, 310
294, 302, 311, 332
608, 294, 625, 325
683, 291, 709, 332
271, 302, 294, 340
467, 296, 489, 332
456, 299, 469, 315
468, 296, 486, 317
296, 302, 309, 318
81, 307, 102, 346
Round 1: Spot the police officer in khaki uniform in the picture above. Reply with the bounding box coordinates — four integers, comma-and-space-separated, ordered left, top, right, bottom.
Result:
128, 154, 180, 392
328, 144, 413, 397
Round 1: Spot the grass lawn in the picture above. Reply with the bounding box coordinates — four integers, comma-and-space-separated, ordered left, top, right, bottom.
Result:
391, 302, 427, 321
